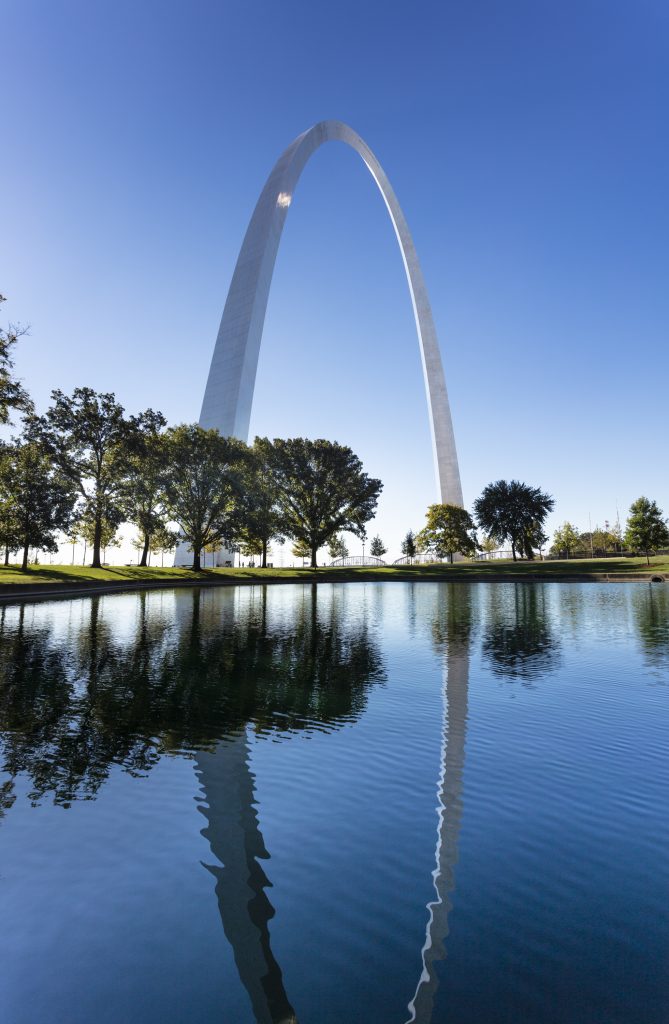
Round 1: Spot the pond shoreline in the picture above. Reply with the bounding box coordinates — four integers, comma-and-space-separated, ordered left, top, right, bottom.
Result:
1, 566, 667, 604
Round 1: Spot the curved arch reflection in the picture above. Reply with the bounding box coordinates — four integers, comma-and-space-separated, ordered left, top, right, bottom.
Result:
406, 584, 472, 1022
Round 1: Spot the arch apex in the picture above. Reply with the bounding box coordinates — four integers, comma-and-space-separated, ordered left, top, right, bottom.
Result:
198, 121, 463, 507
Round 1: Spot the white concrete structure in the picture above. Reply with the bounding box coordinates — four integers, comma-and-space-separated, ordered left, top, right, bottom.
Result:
200, 119, 463, 506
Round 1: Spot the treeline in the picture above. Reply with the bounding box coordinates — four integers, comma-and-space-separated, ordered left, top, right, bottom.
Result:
402, 483, 669, 567
400, 480, 556, 563
0, 296, 385, 572
550, 500, 669, 565
0, 296, 386, 572
0, 390, 383, 571
3, 296, 667, 571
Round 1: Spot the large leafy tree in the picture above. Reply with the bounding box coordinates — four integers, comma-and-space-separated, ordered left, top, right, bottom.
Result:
124, 409, 169, 566
416, 503, 477, 563
36, 388, 135, 568
270, 438, 382, 568
162, 425, 247, 571
0, 294, 32, 425
474, 479, 554, 561
233, 437, 286, 568
625, 497, 669, 566
1, 432, 76, 571
0, 446, 22, 565
551, 521, 581, 559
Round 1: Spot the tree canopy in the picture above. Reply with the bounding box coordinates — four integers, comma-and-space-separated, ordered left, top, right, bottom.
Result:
233, 437, 286, 568
35, 388, 136, 568
1, 430, 76, 570
162, 425, 247, 571
401, 529, 417, 562
417, 503, 477, 562
124, 409, 169, 566
474, 480, 554, 560
327, 534, 349, 561
369, 535, 387, 558
0, 294, 32, 425
625, 497, 669, 565
270, 438, 382, 568
551, 522, 580, 559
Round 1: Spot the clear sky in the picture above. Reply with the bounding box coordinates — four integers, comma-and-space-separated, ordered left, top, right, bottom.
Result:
3, 0, 668, 561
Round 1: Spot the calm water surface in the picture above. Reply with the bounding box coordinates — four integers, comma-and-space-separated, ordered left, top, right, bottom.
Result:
0, 582, 667, 1023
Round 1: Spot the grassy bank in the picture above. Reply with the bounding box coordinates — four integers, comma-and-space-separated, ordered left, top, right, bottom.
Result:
0, 555, 667, 592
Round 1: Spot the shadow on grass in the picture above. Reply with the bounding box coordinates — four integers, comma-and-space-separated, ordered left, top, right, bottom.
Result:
0, 557, 666, 590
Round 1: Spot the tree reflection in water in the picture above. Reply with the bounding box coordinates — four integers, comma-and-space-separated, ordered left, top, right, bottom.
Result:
482, 583, 561, 683
632, 585, 669, 679
0, 585, 385, 1024
0, 586, 385, 809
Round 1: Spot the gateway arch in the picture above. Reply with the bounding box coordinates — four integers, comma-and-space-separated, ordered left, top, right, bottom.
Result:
200, 119, 463, 506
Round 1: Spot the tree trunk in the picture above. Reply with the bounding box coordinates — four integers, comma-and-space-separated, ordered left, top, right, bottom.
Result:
511, 542, 516, 561
140, 534, 150, 567
310, 543, 318, 569
262, 539, 267, 568
4, 545, 9, 567
449, 552, 454, 563
646, 550, 651, 566
91, 512, 102, 568
192, 548, 201, 572
21, 540, 29, 572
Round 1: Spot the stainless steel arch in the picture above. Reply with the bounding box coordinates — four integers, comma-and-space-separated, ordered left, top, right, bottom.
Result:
200, 119, 463, 505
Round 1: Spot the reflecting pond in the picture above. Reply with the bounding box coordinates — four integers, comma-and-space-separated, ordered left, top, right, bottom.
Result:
0, 582, 667, 1023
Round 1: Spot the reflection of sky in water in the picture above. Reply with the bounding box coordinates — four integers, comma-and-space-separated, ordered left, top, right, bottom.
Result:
0, 582, 667, 1024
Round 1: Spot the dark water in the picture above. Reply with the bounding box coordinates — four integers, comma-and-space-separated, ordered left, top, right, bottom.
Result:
0, 582, 667, 1024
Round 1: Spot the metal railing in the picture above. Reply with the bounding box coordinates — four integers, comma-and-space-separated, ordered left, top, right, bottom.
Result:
329, 555, 387, 567
393, 553, 447, 565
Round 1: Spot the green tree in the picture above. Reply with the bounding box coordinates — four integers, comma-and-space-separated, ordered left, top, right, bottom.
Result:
401, 529, 417, 563
291, 538, 311, 562
416, 503, 477, 563
36, 388, 135, 568
625, 497, 669, 565
479, 534, 498, 556
0, 294, 32, 425
550, 522, 581, 559
474, 479, 555, 561
125, 409, 169, 566
162, 424, 247, 572
149, 525, 180, 567
610, 518, 624, 552
238, 537, 263, 562
0, 446, 22, 565
234, 437, 286, 568
270, 438, 382, 568
369, 535, 387, 559
1, 433, 76, 571
328, 534, 349, 561
591, 527, 616, 556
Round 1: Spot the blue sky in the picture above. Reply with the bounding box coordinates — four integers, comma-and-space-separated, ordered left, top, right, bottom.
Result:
3, 0, 668, 560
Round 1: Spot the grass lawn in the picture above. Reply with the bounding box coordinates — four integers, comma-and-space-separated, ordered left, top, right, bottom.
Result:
0, 555, 668, 590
